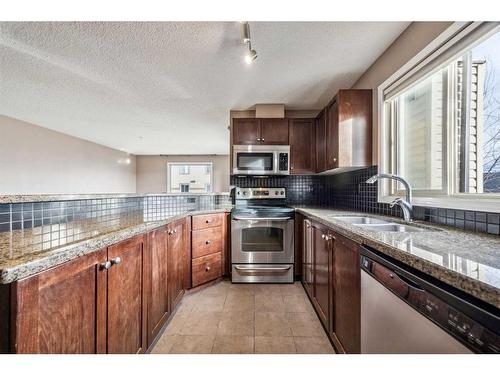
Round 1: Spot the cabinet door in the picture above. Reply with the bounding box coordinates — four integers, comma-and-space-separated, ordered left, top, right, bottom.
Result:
13, 250, 107, 354
107, 236, 147, 354
332, 233, 361, 353
301, 219, 314, 296
316, 110, 327, 172
260, 118, 289, 144
168, 219, 185, 311
146, 226, 169, 346
312, 223, 332, 329
289, 118, 316, 174
326, 99, 339, 170
233, 118, 261, 145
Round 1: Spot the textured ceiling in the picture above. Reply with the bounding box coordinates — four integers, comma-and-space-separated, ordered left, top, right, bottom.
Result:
0, 22, 409, 154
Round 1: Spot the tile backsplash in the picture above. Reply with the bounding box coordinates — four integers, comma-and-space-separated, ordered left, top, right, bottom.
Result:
0, 194, 231, 234
322, 166, 500, 236
231, 167, 499, 235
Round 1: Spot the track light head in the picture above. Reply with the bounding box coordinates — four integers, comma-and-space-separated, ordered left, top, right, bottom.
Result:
244, 49, 258, 64
241, 22, 251, 44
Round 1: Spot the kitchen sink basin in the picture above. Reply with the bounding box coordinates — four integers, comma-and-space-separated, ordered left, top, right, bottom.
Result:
331, 215, 427, 233
356, 223, 426, 233
332, 216, 390, 225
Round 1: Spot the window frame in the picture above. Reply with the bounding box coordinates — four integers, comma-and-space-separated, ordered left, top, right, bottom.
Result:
166, 162, 214, 194
378, 22, 500, 213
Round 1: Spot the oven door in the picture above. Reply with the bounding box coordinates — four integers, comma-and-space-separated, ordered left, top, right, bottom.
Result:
233, 150, 276, 175
231, 217, 294, 264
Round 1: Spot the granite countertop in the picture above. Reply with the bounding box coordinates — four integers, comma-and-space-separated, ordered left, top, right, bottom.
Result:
0, 206, 232, 284
295, 207, 500, 310
0, 192, 230, 204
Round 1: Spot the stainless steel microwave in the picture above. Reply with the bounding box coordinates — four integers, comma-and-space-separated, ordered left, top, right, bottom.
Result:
232, 145, 290, 175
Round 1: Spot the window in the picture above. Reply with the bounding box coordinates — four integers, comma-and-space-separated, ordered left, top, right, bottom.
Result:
380, 23, 500, 210
167, 162, 213, 193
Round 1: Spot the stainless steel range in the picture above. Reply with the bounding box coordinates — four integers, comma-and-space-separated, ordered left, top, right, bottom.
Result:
231, 187, 294, 283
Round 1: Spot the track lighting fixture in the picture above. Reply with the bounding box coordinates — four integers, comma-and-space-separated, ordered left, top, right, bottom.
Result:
240, 21, 258, 64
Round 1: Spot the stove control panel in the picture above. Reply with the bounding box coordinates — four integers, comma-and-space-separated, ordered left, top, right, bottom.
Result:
235, 187, 286, 200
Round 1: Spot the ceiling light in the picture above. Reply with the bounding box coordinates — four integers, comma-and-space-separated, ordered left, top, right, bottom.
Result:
244, 49, 258, 64
240, 21, 258, 65
240, 22, 251, 44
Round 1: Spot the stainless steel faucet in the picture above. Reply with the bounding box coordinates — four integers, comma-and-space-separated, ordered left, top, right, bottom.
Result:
366, 173, 413, 222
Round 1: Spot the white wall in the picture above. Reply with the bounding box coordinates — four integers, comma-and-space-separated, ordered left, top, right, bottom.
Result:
351, 22, 454, 162
0, 115, 137, 194
136, 155, 229, 193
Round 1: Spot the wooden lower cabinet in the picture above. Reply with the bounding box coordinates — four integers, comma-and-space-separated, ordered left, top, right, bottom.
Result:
168, 219, 185, 311
12, 249, 107, 354
330, 233, 361, 354
300, 216, 361, 354
190, 213, 225, 288
7, 213, 227, 354
310, 221, 332, 329
107, 236, 147, 354
146, 226, 170, 346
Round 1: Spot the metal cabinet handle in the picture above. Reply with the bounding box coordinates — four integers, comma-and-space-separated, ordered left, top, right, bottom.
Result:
333, 157, 337, 163
205, 219, 211, 223
257, 138, 261, 142
261, 138, 265, 142
205, 266, 211, 272
111, 257, 122, 266
100, 261, 112, 270
173, 229, 177, 234
205, 240, 211, 244
321, 234, 326, 239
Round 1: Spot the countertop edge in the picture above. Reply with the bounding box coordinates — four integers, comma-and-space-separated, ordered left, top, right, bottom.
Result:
295, 208, 500, 310
0, 208, 231, 284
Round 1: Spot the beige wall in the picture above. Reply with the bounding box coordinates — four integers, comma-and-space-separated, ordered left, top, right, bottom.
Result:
136, 155, 230, 193
351, 22, 454, 162
0, 115, 137, 194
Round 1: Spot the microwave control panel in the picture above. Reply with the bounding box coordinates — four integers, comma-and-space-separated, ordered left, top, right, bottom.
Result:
278, 153, 289, 171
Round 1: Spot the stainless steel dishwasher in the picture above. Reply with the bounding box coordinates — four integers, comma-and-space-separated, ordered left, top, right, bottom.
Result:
361, 247, 500, 354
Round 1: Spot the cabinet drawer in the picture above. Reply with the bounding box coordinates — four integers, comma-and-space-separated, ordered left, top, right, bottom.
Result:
192, 227, 222, 259
192, 213, 223, 230
192, 252, 222, 287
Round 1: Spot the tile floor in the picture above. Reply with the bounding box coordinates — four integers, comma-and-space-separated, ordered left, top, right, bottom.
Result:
151, 281, 335, 354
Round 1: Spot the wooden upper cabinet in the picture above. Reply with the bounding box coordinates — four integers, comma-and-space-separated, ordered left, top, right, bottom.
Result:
260, 118, 289, 144
322, 89, 373, 171
289, 118, 316, 173
326, 99, 339, 170
168, 219, 185, 311
107, 235, 147, 354
146, 226, 169, 346
12, 249, 107, 354
316, 109, 327, 172
232, 118, 261, 145
232, 118, 288, 145
331, 232, 361, 354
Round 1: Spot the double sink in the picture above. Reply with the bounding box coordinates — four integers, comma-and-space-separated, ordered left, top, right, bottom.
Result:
331, 216, 426, 233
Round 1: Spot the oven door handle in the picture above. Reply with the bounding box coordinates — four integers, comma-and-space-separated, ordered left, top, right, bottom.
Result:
234, 265, 292, 272
232, 216, 292, 221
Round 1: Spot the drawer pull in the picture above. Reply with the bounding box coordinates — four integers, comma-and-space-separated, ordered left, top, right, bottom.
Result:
206, 219, 212, 223
205, 240, 211, 245
205, 266, 211, 272
111, 257, 122, 266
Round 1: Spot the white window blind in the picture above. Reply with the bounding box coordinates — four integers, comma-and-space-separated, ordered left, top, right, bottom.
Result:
383, 22, 499, 101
